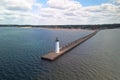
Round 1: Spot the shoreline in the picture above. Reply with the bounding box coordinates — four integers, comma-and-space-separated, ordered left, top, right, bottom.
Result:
19, 26, 97, 31
33, 27, 96, 31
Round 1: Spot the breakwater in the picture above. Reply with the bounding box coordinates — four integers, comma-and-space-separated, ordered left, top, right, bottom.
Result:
41, 30, 99, 61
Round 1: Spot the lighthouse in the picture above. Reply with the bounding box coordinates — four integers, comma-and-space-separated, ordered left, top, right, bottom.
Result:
55, 37, 60, 53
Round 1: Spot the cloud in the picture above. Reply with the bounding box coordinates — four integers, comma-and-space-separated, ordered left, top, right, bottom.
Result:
113, 0, 120, 4
47, 0, 82, 10
0, 0, 44, 24
0, 0, 36, 11
0, 0, 120, 25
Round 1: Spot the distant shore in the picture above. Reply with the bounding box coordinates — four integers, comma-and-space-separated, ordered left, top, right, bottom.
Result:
20, 26, 96, 31
0, 23, 120, 30
41, 27, 81, 30
20, 26, 32, 28
42, 27, 96, 31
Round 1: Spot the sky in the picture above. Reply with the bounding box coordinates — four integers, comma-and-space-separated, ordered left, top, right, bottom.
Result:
0, 0, 120, 25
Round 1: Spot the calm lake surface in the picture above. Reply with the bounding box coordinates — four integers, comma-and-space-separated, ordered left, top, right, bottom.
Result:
0, 27, 120, 80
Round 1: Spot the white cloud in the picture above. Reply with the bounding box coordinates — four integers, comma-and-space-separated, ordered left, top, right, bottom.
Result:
47, 0, 82, 10
0, 0, 36, 11
0, 0, 44, 24
114, 0, 120, 4
0, 0, 120, 25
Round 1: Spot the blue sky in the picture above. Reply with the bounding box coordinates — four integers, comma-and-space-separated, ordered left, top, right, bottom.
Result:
38, 0, 110, 6
76, 0, 109, 6
37, 0, 47, 4
0, 0, 120, 25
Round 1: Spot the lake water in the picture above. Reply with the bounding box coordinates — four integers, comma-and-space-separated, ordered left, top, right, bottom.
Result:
0, 27, 120, 80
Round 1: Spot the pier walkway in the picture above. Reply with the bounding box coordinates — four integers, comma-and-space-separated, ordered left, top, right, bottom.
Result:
41, 30, 99, 61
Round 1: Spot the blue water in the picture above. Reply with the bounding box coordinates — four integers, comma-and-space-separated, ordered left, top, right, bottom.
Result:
0, 27, 93, 80
0, 27, 120, 80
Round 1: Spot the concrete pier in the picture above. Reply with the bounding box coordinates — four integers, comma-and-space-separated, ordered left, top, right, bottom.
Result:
41, 30, 99, 61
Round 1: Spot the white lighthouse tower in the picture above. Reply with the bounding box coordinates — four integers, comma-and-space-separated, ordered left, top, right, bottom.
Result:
55, 37, 60, 53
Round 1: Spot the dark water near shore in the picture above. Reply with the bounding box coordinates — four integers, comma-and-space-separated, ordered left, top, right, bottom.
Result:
0, 27, 120, 80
